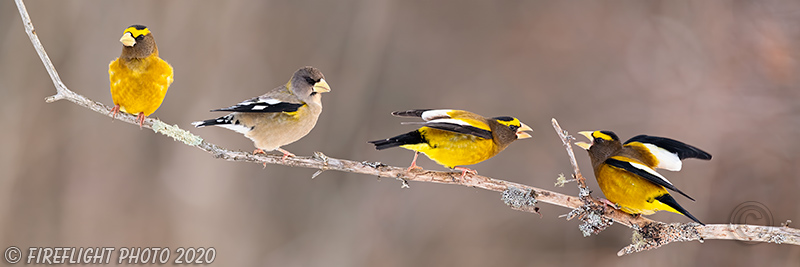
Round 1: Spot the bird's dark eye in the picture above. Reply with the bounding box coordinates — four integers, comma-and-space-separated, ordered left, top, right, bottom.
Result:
509, 125, 519, 131
595, 138, 605, 144
304, 76, 317, 84
135, 35, 145, 41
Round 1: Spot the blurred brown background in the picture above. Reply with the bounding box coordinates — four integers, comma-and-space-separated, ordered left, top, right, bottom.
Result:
2, 0, 799, 266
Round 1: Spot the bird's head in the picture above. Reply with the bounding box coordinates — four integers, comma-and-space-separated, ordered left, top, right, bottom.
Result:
490, 116, 533, 145
289, 66, 331, 100
575, 130, 622, 160
119, 25, 157, 59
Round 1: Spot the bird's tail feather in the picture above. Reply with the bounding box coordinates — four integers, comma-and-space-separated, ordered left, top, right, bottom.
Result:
192, 114, 235, 128
655, 194, 704, 225
368, 130, 424, 150
391, 109, 431, 117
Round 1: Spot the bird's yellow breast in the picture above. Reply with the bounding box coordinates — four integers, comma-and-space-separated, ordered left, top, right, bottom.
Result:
400, 127, 499, 168
109, 55, 173, 116
595, 163, 681, 215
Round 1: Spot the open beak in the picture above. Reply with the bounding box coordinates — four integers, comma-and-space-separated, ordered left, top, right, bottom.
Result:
313, 79, 331, 93
516, 122, 533, 139
574, 131, 594, 150
120, 32, 136, 47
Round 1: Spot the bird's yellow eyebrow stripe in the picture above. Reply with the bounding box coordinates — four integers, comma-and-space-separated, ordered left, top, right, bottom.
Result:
593, 131, 614, 141
124, 27, 150, 38
495, 117, 521, 127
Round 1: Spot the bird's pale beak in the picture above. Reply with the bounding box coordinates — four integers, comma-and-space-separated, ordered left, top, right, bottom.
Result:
574, 131, 594, 150
577, 131, 594, 140
120, 32, 136, 47
516, 122, 533, 139
574, 142, 591, 150
314, 79, 331, 93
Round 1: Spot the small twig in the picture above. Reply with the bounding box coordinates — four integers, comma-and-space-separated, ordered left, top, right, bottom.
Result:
552, 118, 618, 237
16, 0, 65, 99
16, 0, 800, 256
551, 118, 591, 199
15, 0, 148, 128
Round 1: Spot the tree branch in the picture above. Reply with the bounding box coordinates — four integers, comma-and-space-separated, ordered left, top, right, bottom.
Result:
16, 0, 799, 256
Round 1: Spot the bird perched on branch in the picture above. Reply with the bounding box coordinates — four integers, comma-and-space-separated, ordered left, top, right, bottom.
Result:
575, 130, 711, 225
369, 109, 532, 179
109, 25, 174, 128
192, 66, 331, 161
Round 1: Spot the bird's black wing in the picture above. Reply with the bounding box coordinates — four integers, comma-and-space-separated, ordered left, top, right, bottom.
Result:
423, 122, 493, 139
211, 96, 304, 113
605, 157, 695, 201
625, 135, 711, 160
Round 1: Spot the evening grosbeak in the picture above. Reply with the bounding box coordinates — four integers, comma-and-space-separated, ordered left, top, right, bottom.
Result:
369, 109, 532, 179
192, 66, 331, 161
575, 130, 711, 224
109, 25, 174, 128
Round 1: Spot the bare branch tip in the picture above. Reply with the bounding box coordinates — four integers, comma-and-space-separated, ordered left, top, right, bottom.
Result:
44, 94, 64, 103
554, 173, 575, 187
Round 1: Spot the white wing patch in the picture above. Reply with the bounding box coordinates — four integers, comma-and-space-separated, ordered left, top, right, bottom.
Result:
258, 98, 282, 105
421, 109, 453, 121
628, 161, 674, 186
237, 97, 280, 106
426, 118, 472, 127
643, 143, 682, 171
217, 123, 251, 135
